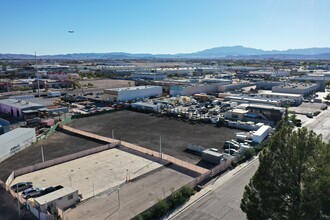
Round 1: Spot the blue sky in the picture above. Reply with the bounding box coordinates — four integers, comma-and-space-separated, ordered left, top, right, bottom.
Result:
1, 0, 329, 55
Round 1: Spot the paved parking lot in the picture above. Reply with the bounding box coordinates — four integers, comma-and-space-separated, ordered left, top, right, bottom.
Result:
11, 148, 162, 200
289, 102, 327, 114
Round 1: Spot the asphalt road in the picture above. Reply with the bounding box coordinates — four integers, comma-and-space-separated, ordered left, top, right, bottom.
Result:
303, 108, 330, 142
172, 159, 259, 220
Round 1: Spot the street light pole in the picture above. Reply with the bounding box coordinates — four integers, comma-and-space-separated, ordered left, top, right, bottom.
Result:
159, 135, 162, 158
117, 187, 120, 220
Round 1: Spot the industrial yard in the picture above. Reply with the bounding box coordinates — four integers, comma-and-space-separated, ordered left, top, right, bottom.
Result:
69, 110, 240, 164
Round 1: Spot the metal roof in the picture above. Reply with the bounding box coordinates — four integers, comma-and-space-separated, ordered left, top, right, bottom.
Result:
0, 99, 43, 110
105, 85, 161, 92
0, 128, 35, 143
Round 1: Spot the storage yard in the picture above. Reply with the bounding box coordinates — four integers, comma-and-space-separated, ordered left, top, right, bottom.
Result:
70, 110, 240, 164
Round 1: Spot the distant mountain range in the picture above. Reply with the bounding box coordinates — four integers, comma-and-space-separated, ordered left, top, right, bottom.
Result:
1, 46, 330, 60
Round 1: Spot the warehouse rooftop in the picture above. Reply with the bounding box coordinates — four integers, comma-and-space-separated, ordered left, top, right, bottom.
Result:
34, 186, 78, 205
0, 99, 44, 109
274, 82, 317, 89
105, 85, 161, 92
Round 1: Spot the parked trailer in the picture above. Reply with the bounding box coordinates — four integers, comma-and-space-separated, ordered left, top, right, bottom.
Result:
186, 144, 205, 155
252, 125, 272, 144
48, 91, 61, 97
202, 149, 223, 164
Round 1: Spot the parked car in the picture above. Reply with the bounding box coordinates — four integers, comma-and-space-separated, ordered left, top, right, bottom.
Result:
39, 185, 64, 196
22, 188, 43, 199
223, 141, 240, 150
224, 149, 238, 156
11, 182, 33, 193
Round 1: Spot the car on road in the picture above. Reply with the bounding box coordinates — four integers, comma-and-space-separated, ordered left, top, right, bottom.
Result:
307, 112, 313, 118
11, 182, 33, 193
22, 188, 43, 199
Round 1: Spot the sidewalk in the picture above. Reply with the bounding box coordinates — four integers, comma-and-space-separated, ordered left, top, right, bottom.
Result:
166, 156, 259, 220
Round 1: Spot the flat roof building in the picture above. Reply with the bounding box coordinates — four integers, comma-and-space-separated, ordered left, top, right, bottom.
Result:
0, 128, 36, 163
131, 72, 167, 80
170, 82, 229, 97
259, 91, 303, 105
103, 85, 162, 102
272, 82, 319, 96
0, 99, 44, 118
34, 186, 79, 216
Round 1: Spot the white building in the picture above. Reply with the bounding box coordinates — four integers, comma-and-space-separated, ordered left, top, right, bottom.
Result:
252, 125, 272, 143
34, 186, 79, 216
260, 91, 303, 105
170, 82, 229, 96
0, 128, 36, 163
131, 72, 167, 80
104, 86, 162, 102
225, 109, 249, 121
0, 99, 44, 118
272, 83, 319, 96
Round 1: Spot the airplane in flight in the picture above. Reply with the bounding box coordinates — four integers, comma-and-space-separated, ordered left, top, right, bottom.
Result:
68, 30, 74, 33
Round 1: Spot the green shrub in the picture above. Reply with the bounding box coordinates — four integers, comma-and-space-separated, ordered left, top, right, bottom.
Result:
240, 148, 256, 162
154, 199, 169, 218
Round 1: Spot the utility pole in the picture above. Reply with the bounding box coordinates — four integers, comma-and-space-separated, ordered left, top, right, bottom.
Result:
41, 146, 44, 162
117, 187, 120, 220
35, 52, 40, 97
16, 185, 20, 217
159, 135, 162, 158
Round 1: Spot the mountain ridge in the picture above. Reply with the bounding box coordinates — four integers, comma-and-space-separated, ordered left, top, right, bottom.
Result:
1, 46, 330, 59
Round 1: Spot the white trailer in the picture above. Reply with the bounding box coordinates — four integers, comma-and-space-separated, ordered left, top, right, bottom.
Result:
252, 125, 272, 144
48, 91, 61, 97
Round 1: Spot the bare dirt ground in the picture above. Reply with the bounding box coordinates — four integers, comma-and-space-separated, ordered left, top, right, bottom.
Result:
0, 188, 37, 220
0, 131, 102, 181
65, 165, 194, 220
69, 110, 240, 165
79, 79, 135, 89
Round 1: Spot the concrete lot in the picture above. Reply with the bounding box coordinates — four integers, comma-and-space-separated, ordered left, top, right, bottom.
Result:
70, 111, 240, 165
304, 108, 330, 142
65, 165, 194, 220
11, 148, 162, 200
289, 102, 327, 114
0, 131, 102, 181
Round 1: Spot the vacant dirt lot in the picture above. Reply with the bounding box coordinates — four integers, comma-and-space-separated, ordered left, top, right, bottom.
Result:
70, 111, 240, 165
65, 165, 194, 220
0, 131, 102, 181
